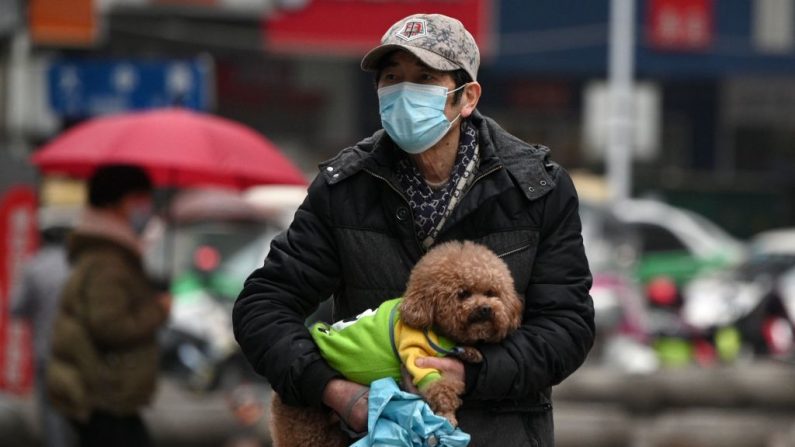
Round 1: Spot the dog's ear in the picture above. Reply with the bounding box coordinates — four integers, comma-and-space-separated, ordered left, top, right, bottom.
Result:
399, 288, 434, 329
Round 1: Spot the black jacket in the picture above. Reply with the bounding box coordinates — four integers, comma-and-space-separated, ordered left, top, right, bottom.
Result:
234, 111, 594, 446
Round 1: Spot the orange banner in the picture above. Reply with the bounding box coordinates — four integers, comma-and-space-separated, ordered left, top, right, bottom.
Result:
29, 0, 98, 47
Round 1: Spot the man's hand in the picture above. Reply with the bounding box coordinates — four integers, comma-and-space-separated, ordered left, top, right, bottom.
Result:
322, 379, 369, 433
415, 356, 465, 384
401, 357, 467, 394
157, 292, 173, 314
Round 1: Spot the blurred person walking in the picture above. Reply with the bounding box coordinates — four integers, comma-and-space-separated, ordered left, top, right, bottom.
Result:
234, 13, 594, 447
10, 207, 77, 447
46, 165, 171, 447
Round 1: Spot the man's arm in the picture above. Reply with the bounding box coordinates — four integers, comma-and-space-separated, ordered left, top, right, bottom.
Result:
233, 177, 344, 407
465, 168, 595, 400
83, 259, 168, 348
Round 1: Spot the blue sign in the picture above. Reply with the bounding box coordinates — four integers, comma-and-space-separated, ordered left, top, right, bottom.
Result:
47, 57, 214, 118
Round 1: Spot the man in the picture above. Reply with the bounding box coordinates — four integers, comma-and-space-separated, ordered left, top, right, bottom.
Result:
47, 165, 171, 447
234, 13, 594, 446
10, 206, 77, 447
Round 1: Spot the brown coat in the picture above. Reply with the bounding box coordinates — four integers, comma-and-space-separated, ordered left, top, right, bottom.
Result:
47, 222, 167, 421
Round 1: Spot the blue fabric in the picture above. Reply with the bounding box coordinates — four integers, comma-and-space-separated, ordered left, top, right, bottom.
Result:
351, 378, 470, 447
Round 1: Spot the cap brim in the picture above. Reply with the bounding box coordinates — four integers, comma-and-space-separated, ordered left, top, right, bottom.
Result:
360, 44, 460, 73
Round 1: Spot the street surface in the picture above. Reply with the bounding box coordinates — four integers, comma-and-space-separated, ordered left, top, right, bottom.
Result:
2, 362, 794, 446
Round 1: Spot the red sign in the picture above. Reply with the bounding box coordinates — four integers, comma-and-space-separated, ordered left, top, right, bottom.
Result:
263, 0, 494, 56
154, 0, 216, 5
0, 186, 38, 394
647, 0, 713, 51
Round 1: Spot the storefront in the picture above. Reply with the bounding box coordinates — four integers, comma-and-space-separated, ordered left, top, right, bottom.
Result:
481, 0, 795, 236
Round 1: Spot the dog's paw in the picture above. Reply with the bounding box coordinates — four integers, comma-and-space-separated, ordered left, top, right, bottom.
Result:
457, 346, 483, 363
439, 411, 458, 427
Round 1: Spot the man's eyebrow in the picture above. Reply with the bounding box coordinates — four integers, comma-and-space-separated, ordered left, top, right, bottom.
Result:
381, 59, 399, 69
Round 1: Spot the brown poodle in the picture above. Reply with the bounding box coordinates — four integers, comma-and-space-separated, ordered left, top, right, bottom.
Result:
269, 240, 523, 447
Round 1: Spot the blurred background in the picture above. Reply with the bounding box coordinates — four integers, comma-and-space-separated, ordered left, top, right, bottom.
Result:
1, 0, 795, 446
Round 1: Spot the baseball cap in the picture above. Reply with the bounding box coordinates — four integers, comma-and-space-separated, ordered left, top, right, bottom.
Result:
361, 13, 480, 81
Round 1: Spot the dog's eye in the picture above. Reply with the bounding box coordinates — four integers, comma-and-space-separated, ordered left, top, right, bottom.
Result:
457, 289, 472, 300
486, 289, 496, 297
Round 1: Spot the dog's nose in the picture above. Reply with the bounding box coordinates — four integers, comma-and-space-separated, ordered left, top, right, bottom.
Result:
475, 305, 492, 321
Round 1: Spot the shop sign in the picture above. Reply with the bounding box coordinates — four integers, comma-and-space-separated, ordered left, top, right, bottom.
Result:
0, 186, 37, 394
151, 0, 274, 11
29, 0, 99, 47
647, 0, 713, 51
263, 0, 494, 56
47, 57, 214, 118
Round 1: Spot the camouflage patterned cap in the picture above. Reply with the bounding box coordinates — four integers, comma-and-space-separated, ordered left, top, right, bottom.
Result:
361, 13, 480, 81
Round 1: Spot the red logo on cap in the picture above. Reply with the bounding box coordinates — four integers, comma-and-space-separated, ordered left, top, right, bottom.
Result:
396, 19, 427, 41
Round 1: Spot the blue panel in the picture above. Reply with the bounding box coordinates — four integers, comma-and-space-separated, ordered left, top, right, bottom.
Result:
493, 0, 609, 75
491, 0, 795, 77
47, 57, 214, 118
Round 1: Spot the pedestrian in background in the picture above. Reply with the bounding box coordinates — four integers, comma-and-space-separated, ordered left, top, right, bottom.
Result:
10, 206, 78, 447
234, 13, 594, 446
46, 164, 171, 447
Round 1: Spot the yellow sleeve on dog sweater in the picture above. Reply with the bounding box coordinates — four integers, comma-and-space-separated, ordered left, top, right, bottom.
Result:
394, 321, 455, 390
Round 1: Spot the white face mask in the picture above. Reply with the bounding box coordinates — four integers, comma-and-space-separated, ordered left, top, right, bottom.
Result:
377, 82, 467, 154
128, 203, 152, 235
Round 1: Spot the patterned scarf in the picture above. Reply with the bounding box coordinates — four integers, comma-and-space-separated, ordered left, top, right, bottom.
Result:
395, 119, 480, 249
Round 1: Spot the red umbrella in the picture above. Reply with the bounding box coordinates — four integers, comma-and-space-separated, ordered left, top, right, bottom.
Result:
31, 108, 306, 188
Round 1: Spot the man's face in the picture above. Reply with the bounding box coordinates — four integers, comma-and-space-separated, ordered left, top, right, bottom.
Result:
376, 51, 462, 122
119, 192, 153, 228
122, 193, 153, 213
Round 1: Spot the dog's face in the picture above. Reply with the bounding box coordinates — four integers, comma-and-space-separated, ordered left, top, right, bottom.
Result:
399, 241, 523, 345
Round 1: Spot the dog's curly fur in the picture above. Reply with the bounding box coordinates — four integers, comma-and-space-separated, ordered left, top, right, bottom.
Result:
270, 241, 523, 447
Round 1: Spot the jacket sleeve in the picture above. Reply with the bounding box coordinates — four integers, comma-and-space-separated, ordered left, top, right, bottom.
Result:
83, 259, 167, 349
233, 176, 343, 408
465, 168, 595, 401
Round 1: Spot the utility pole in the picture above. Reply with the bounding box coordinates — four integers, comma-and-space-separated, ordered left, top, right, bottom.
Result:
607, 0, 635, 202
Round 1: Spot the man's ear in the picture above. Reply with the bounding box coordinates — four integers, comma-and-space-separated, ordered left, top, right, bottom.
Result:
460, 82, 482, 118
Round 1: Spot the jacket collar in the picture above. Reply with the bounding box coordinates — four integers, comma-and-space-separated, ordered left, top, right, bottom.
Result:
67, 208, 143, 264
475, 111, 558, 201
318, 110, 557, 201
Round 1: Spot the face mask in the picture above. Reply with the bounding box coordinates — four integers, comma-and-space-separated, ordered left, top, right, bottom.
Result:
378, 82, 466, 154
128, 204, 152, 235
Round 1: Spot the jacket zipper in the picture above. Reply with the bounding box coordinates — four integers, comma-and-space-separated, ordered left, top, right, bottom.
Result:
464, 164, 502, 196
364, 163, 504, 254
362, 168, 424, 253
497, 242, 533, 259
434, 164, 503, 243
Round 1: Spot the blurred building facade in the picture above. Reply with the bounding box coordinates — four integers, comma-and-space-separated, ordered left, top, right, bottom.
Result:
494, 0, 795, 238
1, 0, 794, 237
